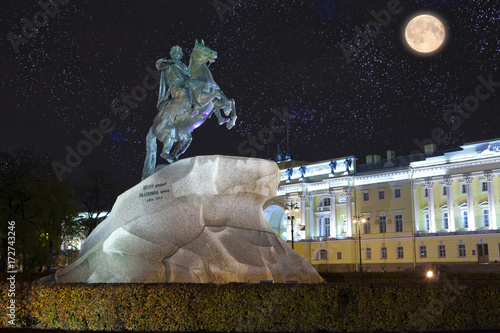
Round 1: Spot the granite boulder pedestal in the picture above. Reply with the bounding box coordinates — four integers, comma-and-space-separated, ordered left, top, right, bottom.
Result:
42, 155, 324, 284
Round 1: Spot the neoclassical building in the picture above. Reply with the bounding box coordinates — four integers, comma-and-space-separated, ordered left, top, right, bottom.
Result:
264, 138, 500, 272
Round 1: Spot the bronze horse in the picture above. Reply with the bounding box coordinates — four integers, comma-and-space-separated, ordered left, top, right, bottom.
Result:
142, 40, 237, 180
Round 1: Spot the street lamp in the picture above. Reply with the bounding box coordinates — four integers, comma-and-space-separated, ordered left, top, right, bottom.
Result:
352, 215, 366, 273
284, 202, 300, 249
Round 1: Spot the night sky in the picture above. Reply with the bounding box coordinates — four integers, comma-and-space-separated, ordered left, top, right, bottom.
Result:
1, 0, 499, 188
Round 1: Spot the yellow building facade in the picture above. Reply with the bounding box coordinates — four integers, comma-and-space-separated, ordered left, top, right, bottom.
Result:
264, 139, 500, 272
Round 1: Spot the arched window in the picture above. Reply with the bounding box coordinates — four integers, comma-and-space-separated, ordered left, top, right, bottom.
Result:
479, 201, 490, 228
458, 203, 468, 229
317, 197, 331, 211
313, 248, 329, 260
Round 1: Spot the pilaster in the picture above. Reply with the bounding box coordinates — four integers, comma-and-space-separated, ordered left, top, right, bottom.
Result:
329, 189, 337, 238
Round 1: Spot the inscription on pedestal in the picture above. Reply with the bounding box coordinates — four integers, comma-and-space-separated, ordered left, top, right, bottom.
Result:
139, 183, 170, 202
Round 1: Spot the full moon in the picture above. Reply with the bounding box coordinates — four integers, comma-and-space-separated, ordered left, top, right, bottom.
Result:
404, 14, 446, 54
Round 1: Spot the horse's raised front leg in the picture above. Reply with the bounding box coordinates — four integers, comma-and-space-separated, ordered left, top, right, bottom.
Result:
226, 99, 237, 129
192, 87, 236, 129
212, 109, 229, 125
213, 96, 237, 129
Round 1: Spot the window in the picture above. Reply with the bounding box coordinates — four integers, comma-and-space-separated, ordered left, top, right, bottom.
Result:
462, 211, 468, 228
397, 246, 404, 259
461, 184, 467, 194
337, 252, 342, 260
381, 247, 387, 259
424, 188, 429, 198
362, 191, 370, 202
458, 244, 466, 258
481, 182, 488, 192
424, 213, 430, 231
318, 197, 330, 210
378, 189, 385, 200
443, 212, 449, 229
318, 217, 330, 236
482, 209, 489, 228
419, 245, 427, 258
442, 186, 447, 196
438, 245, 446, 258
317, 197, 331, 213
363, 217, 371, 234
319, 249, 328, 260
378, 215, 387, 233
394, 188, 401, 199
365, 248, 372, 260
394, 214, 403, 232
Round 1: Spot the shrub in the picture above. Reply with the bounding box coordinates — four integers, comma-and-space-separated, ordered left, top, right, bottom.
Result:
0, 279, 498, 332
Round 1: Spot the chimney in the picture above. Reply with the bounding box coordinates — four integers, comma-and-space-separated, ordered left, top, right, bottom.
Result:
373, 155, 381, 163
386, 150, 395, 160
424, 144, 437, 154
366, 155, 373, 164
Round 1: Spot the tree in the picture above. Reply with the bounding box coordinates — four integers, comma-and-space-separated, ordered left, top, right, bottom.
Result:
73, 170, 119, 236
0, 147, 77, 272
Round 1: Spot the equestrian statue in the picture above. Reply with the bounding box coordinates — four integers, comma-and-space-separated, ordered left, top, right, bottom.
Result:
142, 40, 237, 180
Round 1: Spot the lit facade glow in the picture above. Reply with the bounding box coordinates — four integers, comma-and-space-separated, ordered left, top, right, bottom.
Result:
60, 211, 110, 251
265, 139, 500, 272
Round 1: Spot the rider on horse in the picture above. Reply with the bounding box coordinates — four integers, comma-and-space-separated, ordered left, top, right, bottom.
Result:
142, 41, 237, 180
156, 45, 193, 120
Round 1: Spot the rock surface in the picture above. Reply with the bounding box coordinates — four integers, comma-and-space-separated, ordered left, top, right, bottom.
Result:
44, 155, 323, 284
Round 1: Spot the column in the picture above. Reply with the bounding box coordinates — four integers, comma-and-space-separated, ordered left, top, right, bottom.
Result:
465, 176, 476, 231
426, 181, 436, 233
329, 189, 337, 238
301, 194, 312, 261
412, 184, 419, 232
445, 178, 456, 232
308, 194, 315, 240
300, 193, 306, 229
304, 195, 310, 240
486, 174, 497, 230
344, 187, 353, 237
285, 195, 292, 241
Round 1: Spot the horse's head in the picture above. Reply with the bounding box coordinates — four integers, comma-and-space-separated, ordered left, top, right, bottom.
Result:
192, 39, 217, 64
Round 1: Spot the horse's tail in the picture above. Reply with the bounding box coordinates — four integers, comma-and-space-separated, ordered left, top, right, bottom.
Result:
141, 126, 157, 180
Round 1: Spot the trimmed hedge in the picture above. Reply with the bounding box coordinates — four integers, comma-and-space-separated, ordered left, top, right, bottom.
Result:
1, 281, 499, 332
